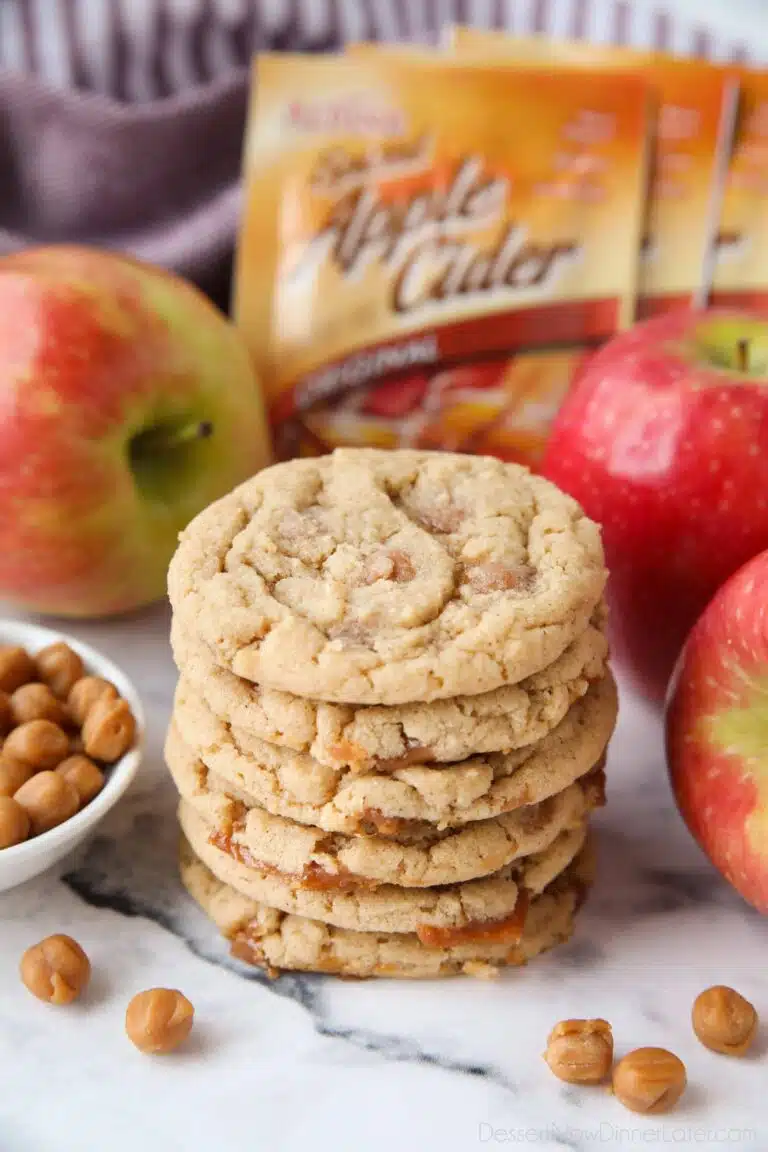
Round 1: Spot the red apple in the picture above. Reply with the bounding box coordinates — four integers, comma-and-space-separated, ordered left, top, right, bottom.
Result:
0, 246, 270, 617
666, 549, 768, 913
543, 308, 768, 702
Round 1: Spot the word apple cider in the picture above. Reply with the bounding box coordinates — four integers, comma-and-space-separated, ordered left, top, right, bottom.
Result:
712, 70, 768, 308
234, 53, 648, 462
451, 28, 739, 318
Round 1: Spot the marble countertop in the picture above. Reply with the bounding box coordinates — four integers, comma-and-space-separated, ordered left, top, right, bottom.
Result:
0, 603, 766, 1152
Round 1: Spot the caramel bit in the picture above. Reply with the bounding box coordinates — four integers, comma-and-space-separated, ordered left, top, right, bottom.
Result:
612, 1048, 687, 1115
35, 643, 84, 700
303, 860, 376, 892
362, 549, 416, 585
209, 828, 260, 871
0, 646, 36, 694
230, 931, 267, 969
385, 549, 415, 582
125, 988, 194, 1055
210, 828, 374, 892
228, 799, 248, 830
329, 739, 370, 772
376, 746, 436, 773
0, 757, 34, 798
10, 683, 69, 728
56, 755, 105, 805
414, 504, 463, 534
328, 622, 371, 649
358, 808, 422, 837
0, 691, 14, 737
416, 891, 529, 950
20, 934, 91, 1005
466, 562, 535, 594
82, 697, 136, 762
544, 1019, 614, 1084
692, 985, 758, 1056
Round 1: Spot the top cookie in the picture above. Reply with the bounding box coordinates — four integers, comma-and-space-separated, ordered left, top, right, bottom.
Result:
168, 449, 606, 705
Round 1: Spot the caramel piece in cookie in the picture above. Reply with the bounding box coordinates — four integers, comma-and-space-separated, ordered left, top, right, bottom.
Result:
179, 798, 588, 938
168, 736, 603, 889
416, 892, 530, 949
181, 836, 593, 979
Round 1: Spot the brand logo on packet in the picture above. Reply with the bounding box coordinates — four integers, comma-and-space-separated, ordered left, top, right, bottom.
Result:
287, 94, 407, 136
295, 154, 579, 314
235, 52, 648, 464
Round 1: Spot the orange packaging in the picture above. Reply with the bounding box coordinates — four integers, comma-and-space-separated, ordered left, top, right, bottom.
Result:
451, 27, 739, 318
712, 70, 768, 308
233, 52, 648, 462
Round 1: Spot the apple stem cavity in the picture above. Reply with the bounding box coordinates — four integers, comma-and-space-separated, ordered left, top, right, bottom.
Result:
737, 338, 750, 373
128, 418, 215, 503
130, 419, 213, 461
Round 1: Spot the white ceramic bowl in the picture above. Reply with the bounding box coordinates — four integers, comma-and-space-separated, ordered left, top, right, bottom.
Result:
0, 619, 144, 892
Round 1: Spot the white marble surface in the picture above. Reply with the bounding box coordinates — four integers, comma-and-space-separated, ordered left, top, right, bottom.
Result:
0, 602, 766, 1152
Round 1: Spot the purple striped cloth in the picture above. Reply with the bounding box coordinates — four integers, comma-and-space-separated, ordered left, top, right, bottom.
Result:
0, 0, 753, 304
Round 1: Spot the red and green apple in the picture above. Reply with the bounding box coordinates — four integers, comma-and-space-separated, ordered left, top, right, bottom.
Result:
543, 308, 768, 702
667, 549, 768, 913
0, 245, 270, 618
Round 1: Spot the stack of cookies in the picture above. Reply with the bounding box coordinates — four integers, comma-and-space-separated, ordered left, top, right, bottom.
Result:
166, 449, 617, 979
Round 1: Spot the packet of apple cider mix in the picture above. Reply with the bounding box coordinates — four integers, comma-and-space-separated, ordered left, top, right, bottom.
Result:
233, 52, 649, 463
451, 27, 739, 319
712, 70, 768, 308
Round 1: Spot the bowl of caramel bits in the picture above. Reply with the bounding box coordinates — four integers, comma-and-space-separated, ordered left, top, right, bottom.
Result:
0, 621, 143, 891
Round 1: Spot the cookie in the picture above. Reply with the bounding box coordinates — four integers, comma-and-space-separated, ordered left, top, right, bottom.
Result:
168, 672, 617, 835
170, 610, 609, 768
180, 834, 594, 978
167, 449, 606, 704
180, 798, 588, 938
168, 740, 605, 888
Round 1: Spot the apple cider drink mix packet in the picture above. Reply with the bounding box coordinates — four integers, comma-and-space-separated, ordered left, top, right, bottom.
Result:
451, 27, 739, 318
234, 53, 649, 462
712, 70, 768, 308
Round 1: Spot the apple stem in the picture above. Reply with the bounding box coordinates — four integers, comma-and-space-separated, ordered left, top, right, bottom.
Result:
737, 339, 750, 372
170, 420, 213, 446
131, 420, 213, 458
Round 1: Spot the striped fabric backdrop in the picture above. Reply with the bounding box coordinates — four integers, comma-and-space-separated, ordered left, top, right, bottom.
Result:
0, 0, 755, 102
